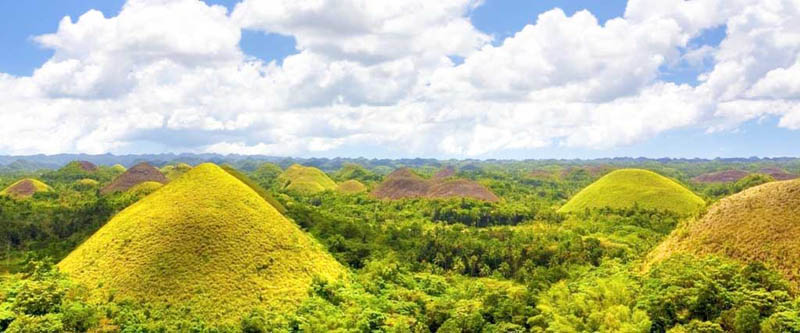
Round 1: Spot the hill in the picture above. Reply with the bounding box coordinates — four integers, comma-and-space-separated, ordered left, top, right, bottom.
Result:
648, 179, 800, 288
101, 162, 167, 194
0, 179, 51, 199
559, 169, 705, 215
371, 168, 431, 200
428, 179, 500, 202
692, 170, 750, 183
161, 162, 192, 180
221, 165, 287, 214
111, 164, 127, 173
760, 167, 797, 181
337, 180, 367, 194
61, 160, 98, 173
371, 168, 499, 202
58, 163, 346, 326
278, 164, 337, 194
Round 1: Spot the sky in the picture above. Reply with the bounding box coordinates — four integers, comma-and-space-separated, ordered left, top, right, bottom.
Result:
0, 0, 799, 159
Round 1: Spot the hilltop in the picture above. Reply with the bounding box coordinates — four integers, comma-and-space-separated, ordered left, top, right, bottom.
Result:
58, 163, 345, 326
0, 179, 50, 199
559, 169, 705, 215
161, 162, 192, 180
101, 162, 167, 194
61, 160, 98, 173
371, 167, 498, 202
648, 179, 800, 287
337, 179, 367, 194
278, 164, 337, 194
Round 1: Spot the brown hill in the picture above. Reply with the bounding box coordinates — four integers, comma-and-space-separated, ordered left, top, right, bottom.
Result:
370, 168, 431, 200
648, 179, 800, 288
760, 167, 797, 181
0, 179, 51, 199
75, 161, 98, 172
692, 170, 751, 183
371, 168, 499, 202
101, 162, 167, 194
433, 166, 456, 180
428, 179, 499, 202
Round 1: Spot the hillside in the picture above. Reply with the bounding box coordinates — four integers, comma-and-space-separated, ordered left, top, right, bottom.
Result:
371, 168, 499, 202
221, 165, 287, 214
101, 162, 167, 194
278, 164, 337, 194
0, 179, 50, 199
692, 170, 750, 183
559, 169, 705, 215
337, 179, 367, 194
61, 160, 98, 173
648, 179, 800, 287
370, 168, 432, 200
161, 162, 192, 180
58, 163, 346, 326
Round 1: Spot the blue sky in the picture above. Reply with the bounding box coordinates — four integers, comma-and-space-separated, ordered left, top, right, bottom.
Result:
0, 0, 798, 158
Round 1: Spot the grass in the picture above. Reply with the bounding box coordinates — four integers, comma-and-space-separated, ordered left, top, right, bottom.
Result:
111, 164, 127, 173
221, 165, 287, 214
58, 163, 346, 326
559, 169, 705, 215
101, 163, 167, 194
648, 179, 800, 289
0, 179, 51, 199
278, 164, 337, 194
161, 162, 192, 180
337, 180, 367, 194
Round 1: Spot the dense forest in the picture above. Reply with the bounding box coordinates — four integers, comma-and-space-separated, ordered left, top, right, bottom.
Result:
0, 156, 799, 332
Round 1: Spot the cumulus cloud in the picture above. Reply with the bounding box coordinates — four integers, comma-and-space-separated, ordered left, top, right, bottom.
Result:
0, 0, 799, 156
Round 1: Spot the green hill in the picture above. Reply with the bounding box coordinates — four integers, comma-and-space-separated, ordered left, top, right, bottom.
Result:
648, 179, 800, 288
278, 164, 337, 194
58, 163, 346, 326
559, 169, 705, 215
337, 179, 367, 194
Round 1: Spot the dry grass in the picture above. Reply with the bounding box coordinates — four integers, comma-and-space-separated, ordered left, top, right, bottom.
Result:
0, 179, 51, 199
101, 162, 167, 194
647, 179, 800, 289
371, 168, 499, 202
59, 163, 346, 326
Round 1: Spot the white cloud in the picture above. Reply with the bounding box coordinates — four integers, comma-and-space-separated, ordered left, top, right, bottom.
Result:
0, 0, 799, 157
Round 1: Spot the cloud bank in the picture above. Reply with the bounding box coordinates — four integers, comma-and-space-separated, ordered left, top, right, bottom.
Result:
1, 0, 799, 157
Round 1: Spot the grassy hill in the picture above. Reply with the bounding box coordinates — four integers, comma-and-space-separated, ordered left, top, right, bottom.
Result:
337, 179, 367, 194
58, 163, 346, 326
278, 164, 337, 194
101, 162, 167, 194
0, 179, 51, 199
648, 179, 800, 288
161, 162, 192, 180
559, 169, 705, 215
371, 168, 499, 202
221, 165, 287, 214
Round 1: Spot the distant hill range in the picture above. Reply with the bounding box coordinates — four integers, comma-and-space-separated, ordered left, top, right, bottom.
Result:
1, 153, 800, 173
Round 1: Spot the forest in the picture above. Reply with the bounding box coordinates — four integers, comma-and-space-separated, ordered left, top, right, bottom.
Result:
0, 156, 799, 332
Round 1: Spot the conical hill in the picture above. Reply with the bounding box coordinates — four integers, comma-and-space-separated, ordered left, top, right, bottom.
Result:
58, 163, 346, 325
0, 179, 51, 199
648, 179, 800, 288
278, 164, 337, 194
101, 162, 167, 194
559, 169, 705, 215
